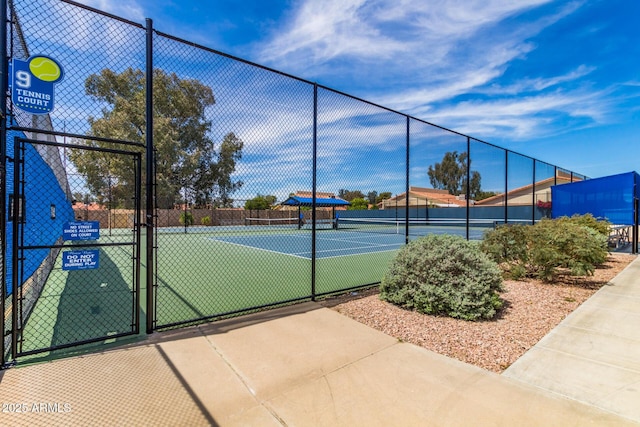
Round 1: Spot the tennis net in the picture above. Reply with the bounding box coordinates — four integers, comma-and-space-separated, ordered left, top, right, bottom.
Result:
335, 217, 506, 236
244, 217, 301, 228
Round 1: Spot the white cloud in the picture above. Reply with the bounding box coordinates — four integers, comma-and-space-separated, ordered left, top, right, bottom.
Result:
423, 87, 616, 139
255, 0, 603, 146
259, 0, 408, 66
481, 65, 597, 95
74, 0, 145, 23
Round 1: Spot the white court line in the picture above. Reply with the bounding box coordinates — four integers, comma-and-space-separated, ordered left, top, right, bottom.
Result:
289, 233, 400, 248
290, 242, 402, 257
208, 237, 309, 260
209, 235, 402, 260
315, 235, 400, 248
299, 245, 400, 259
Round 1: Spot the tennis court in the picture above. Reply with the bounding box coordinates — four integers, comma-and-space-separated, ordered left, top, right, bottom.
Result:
208, 218, 496, 259
153, 222, 402, 328
13, 215, 503, 360
211, 230, 404, 259
152, 217, 501, 327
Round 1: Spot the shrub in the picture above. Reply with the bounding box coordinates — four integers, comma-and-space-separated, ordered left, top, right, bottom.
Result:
560, 213, 611, 237
528, 218, 608, 280
480, 224, 529, 279
481, 215, 609, 282
201, 215, 211, 226
380, 234, 503, 321
179, 211, 194, 226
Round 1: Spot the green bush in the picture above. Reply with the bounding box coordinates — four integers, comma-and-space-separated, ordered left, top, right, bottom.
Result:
560, 213, 611, 237
380, 234, 503, 321
480, 224, 529, 279
528, 218, 608, 280
481, 215, 609, 282
201, 215, 211, 226
179, 211, 194, 226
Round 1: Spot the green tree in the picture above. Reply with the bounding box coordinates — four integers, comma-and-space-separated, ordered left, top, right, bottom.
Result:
475, 190, 497, 201
367, 191, 378, 204
427, 151, 481, 199
72, 192, 86, 204
70, 68, 243, 209
375, 192, 392, 204
244, 194, 277, 210
347, 197, 369, 210
338, 189, 365, 201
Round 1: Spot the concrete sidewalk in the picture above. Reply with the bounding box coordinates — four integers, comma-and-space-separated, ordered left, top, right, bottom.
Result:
504, 255, 640, 423
1, 300, 637, 426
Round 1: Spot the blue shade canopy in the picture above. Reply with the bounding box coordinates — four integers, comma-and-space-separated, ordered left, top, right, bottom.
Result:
552, 172, 639, 225
280, 196, 350, 207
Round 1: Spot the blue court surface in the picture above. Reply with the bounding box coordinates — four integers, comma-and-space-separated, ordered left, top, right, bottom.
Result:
208, 223, 489, 259
210, 231, 406, 259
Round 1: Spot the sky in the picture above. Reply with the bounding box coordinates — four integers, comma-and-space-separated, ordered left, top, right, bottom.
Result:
13, 0, 636, 203
70, 0, 640, 182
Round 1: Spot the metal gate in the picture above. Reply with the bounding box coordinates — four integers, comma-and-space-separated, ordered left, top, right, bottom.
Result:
7, 136, 141, 359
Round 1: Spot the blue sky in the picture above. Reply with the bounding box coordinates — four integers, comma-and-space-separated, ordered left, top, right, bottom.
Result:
73, 0, 640, 183
18, 0, 634, 203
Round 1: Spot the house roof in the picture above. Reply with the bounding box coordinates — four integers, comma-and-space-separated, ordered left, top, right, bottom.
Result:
294, 191, 336, 199
473, 176, 572, 206
380, 186, 466, 208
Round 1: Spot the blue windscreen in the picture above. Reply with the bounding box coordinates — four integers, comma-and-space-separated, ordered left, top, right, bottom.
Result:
552, 172, 638, 225
5, 128, 75, 295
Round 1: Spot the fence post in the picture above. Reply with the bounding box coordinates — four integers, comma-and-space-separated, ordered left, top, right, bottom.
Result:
466, 137, 470, 240
0, 0, 7, 367
311, 84, 317, 301
405, 116, 410, 243
631, 196, 640, 255
145, 18, 154, 334
532, 161, 536, 225
504, 150, 508, 225
11, 138, 20, 360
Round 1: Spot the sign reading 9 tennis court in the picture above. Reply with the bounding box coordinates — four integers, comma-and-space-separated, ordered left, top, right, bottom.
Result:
11, 55, 64, 115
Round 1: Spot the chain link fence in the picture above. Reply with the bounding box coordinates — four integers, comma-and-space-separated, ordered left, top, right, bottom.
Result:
2, 0, 589, 361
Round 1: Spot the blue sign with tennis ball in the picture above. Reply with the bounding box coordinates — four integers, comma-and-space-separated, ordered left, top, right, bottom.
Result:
11, 55, 64, 115
62, 250, 100, 271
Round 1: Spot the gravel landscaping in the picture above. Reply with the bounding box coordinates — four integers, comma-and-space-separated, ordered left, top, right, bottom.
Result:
320, 252, 637, 373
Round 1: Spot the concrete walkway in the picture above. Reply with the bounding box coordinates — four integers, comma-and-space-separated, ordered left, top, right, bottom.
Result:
504, 255, 640, 424
1, 298, 637, 426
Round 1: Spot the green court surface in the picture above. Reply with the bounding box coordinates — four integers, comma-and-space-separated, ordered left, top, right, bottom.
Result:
12, 227, 398, 361
154, 229, 397, 327
16, 242, 140, 359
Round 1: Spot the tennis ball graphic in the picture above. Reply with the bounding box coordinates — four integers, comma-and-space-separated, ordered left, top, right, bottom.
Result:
29, 56, 62, 82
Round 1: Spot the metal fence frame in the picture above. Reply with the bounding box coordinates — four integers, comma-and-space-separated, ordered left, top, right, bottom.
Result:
1, 0, 592, 363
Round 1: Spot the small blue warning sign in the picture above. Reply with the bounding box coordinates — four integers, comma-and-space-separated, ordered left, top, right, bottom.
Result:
62, 250, 100, 271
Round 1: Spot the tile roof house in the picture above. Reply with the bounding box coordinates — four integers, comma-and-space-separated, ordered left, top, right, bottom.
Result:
379, 187, 467, 209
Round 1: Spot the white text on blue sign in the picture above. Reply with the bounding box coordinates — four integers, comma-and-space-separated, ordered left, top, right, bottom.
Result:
62, 250, 100, 271
63, 221, 100, 241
